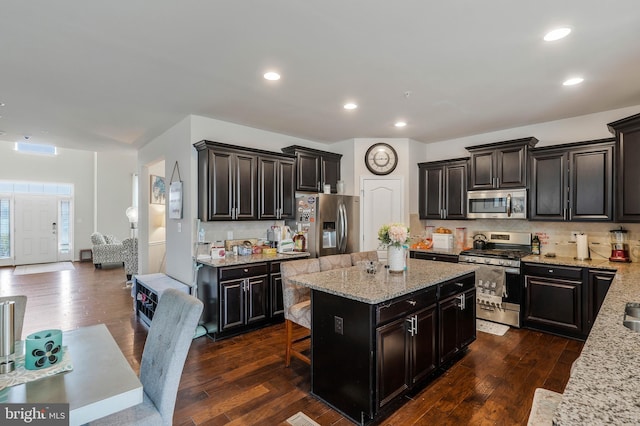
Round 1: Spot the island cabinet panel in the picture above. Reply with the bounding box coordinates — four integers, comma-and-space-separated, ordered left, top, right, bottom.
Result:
310, 271, 475, 425
438, 278, 476, 365
586, 269, 616, 332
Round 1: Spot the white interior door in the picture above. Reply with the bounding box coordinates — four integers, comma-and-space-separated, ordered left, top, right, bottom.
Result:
361, 177, 404, 251
14, 195, 58, 265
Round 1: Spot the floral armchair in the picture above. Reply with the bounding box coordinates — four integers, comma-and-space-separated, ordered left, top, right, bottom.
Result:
90, 232, 124, 268
122, 237, 138, 281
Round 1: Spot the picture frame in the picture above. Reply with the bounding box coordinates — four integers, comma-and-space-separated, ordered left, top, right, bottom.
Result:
150, 175, 166, 205
169, 181, 183, 219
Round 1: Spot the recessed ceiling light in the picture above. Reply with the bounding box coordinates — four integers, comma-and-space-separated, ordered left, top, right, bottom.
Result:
263, 71, 280, 81
343, 103, 358, 110
544, 27, 571, 41
0, 131, 6, 136
395, 121, 407, 128
0, 103, 5, 107
563, 77, 584, 86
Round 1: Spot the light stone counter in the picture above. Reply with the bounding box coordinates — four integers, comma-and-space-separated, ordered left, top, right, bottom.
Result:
289, 258, 477, 304
525, 257, 640, 425
197, 251, 309, 268
409, 247, 461, 256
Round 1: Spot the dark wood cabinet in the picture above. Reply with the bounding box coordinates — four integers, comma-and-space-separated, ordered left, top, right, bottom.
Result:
195, 141, 257, 221
310, 272, 475, 424
410, 251, 458, 263
418, 158, 468, 220
219, 264, 268, 333
466, 137, 537, 190
608, 113, 640, 222
530, 139, 614, 221
258, 155, 296, 220
269, 261, 284, 317
587, 269, 616, 332
282, 145, 342, 193
439, 288, 476, 365
524, 263, 585, 338
377, 304, 437, 408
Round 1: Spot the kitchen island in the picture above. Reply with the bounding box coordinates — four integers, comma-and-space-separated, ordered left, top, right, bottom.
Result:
290, 259, 477, 425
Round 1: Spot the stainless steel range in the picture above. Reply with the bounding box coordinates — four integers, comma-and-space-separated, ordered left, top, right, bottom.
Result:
459, 231, 531, 328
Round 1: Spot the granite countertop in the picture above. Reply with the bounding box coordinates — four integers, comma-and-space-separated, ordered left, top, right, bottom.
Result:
521, 254, 616, 270
197, 251, 310, 267
539, 258, 640, 425
289, 258, 477, 304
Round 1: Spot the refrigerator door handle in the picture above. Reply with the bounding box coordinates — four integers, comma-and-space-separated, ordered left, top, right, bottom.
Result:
338, 202, 348, 253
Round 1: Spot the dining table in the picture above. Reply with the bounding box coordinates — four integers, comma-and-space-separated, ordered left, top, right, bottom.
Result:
1, 323, 143, 425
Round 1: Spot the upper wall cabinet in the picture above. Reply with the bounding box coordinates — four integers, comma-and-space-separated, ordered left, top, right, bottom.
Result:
257, 155, 296, 220
194, 140, 296, 221
529, 139, 614, 222
608, 113, 640, 222
418, 158, 468, 220
282, 146, 342, 193
195, 141, 257, 221
466, 137, 538, 190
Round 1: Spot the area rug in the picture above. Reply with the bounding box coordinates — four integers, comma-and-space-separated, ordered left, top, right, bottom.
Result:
286, 412, 321, 426
13, 262, 75, 275
477, 319, 510, 336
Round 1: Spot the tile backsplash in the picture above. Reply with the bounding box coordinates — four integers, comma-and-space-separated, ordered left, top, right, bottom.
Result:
410, 214, 640, 262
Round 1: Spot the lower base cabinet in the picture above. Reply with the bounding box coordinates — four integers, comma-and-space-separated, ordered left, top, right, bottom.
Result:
311, 272, 475, 425
524, 263, 584, 338
196, 258, 298, 340
587, 268, 616, 332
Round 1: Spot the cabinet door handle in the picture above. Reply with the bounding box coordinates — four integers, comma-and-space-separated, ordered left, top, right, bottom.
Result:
413, 315, 418, 335
457, 294, 465, 310
406, 317, 415, 336
455, 282, 464, 287
407, 300, 416, 306
549, 269, 554, 273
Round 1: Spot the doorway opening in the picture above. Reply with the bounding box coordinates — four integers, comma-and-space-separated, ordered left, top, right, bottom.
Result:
0, 181, 74, 266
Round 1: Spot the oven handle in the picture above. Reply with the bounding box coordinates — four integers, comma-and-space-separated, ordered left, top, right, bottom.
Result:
507, 193, 512, 217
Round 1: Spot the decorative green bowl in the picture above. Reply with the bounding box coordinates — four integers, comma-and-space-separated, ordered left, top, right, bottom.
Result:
25, 329, 63, 370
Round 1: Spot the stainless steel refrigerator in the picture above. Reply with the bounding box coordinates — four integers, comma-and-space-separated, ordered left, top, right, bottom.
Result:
288, 194, 360, 257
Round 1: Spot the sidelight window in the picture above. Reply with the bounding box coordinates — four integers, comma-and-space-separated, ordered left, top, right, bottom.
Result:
0, 198, 9, 258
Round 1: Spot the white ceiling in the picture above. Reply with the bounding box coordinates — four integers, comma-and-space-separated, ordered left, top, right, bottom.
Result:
2, 1, 640, 152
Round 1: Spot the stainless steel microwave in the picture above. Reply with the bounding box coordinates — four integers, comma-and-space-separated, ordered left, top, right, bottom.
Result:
467, 189, 527, 219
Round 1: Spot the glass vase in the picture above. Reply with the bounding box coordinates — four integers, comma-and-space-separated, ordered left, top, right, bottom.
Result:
387, 245, 405, 273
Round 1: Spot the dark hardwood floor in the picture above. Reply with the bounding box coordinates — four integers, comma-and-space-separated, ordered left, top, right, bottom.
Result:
0, 262, 583, 425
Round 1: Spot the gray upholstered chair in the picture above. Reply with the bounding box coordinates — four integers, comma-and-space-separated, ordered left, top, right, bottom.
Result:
319, 254, 352, 271
280, 258, 320, 367
91, 289, 203, 426
350, 251, 379, 265
0, 295, 27, 340
90, 232, 124, 268
122, 238, 138, 281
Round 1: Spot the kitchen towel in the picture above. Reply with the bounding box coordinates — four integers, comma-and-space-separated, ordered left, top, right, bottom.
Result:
475, 266, 505, 308
576, 234, 589, 260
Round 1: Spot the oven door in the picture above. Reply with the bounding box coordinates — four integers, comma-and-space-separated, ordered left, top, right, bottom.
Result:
476, 267, 523, 328
467, 189, 527, 219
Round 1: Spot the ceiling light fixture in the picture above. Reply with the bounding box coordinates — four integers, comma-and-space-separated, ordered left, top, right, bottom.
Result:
343, 103, 358, 110
544, 27, 571, 41
395, 121, 407, 128
263, 71, 280, 81
0, 102, 5, 107
563, 77, 584, 86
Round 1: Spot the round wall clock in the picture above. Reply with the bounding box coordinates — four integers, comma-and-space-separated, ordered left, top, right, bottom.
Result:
365, 143, 398, 175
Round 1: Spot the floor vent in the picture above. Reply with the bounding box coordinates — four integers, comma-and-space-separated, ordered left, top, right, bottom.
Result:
286, 412, 320, 426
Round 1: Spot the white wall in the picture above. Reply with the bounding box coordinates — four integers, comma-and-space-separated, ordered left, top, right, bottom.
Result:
0, 141, 136, 263
423, 105, 640, 162
96, 150, 137, 241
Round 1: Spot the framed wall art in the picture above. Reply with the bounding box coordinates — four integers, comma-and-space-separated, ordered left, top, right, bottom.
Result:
150, 175, 166, 205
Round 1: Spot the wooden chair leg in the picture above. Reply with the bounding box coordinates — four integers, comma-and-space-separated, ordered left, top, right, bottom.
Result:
285, 319, 293, 367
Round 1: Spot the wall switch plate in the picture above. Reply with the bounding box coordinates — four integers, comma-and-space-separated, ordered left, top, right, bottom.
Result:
177, 223, 182, 233
334, 316, 344, 335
